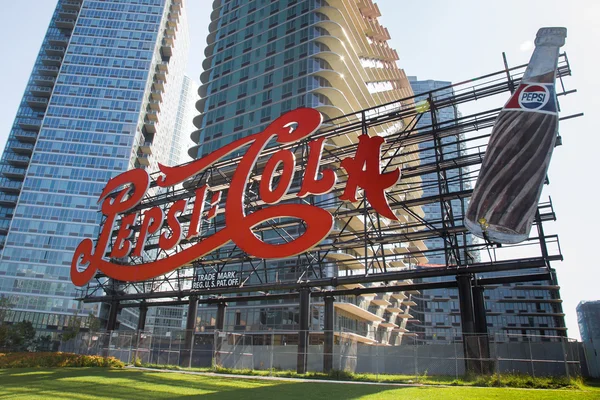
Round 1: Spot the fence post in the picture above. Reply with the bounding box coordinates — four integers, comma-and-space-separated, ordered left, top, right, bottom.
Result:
528, 337, 535, 378
269, 332, 274, 375
494, 334, 500, 381
561, 337, 570, 379
454, 330, 459, 380
414, 335, 419, 380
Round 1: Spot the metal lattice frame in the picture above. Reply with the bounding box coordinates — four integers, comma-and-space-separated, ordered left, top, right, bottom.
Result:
77, 54, 577, 307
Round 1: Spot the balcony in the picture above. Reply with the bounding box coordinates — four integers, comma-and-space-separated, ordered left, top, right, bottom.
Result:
157, 61, 169, 73
155, 67, 167, 82
47, 36, 69, 47
14, 130, 37, 143
161, 39, 173, 57
151, 90, 162, 101
167, 18, 178, 28
18, 118, 42, 132
165, 24, 176, 37
25, 96, 49, 110
144, 119, 156, 134
139, 141, 152, 155
5, 153, 30, 167
45, 45, 66, 56
171, 3, 181, 12
30, 85, 52, 97
58, 9, 79, 19
148, 100, 161, 112
1, 166, 26, 179
34, 75, 55, 87
0, 220, 10, 234
38, 65, 59, 77
41, 55, 62, 66
137, 153, 150, 166
146, 110, 158, 122
0, 180, 23, 193
62, 0, 82, 10
55, 18, 75, 29
324, 251, 364, 270
0, 194, 18, 206
153, 80, 165, 91
11, 142, 35, 155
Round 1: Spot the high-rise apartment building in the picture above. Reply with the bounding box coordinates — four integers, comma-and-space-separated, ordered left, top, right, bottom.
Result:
188, 0, 423, 345
578, 301, 600, 342
406, 77, 566, 343
0, 0, 189, 334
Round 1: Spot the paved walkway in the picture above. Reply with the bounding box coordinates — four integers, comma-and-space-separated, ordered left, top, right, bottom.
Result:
127, 366, 427, 387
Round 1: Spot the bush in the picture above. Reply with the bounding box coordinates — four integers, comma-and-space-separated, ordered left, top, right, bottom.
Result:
0, 352, 124, 369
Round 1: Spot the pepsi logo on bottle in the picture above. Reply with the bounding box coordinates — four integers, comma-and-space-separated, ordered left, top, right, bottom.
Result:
505, 83, 557, 114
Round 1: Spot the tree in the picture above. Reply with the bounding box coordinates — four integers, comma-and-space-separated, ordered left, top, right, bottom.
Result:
87, 312, 101, 333
61, 313, 82, 342
0, 297, 14, 324
6, 321, 36, 351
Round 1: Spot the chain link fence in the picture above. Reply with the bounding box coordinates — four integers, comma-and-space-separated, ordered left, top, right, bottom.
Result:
59, 329, 583, 378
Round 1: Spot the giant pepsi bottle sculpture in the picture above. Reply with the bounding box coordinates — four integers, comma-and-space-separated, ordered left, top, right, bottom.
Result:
465, 27, 566, 244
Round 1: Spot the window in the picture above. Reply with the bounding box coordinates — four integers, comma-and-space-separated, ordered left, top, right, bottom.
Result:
241, 53, 251, 66
234, 116, 244, 131
260, 107, 271, 122
283, 65, 294, 81
239, 67, 249, 81
263, 73, 273, 89
285, 35, 295, 49
265, 57, 275, 71
262, 90, 272, 105
237, 82, 247, 98
269, 15, 278, 28
236, 101, 245, 115
284, 49, 294, 63
282, 82, 293, 98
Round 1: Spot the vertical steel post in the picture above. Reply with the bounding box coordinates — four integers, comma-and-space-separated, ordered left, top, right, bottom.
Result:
457, 274, 478, 374
297, 288, 311, 374
472, 282, 491, 373
323, 296, 334, 373
184, 295, 198, 368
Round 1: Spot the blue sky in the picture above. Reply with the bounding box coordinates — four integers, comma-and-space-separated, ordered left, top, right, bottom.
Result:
1, 0, 598, 339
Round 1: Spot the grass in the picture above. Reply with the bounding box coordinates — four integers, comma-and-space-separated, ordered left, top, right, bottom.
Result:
1, 368, 599, 400
138, 362, 585, 389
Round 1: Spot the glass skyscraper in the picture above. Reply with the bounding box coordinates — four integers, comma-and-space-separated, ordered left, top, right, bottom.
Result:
578, 301, 600, 343
189, 0, 423, 345
0, 0, 189, 334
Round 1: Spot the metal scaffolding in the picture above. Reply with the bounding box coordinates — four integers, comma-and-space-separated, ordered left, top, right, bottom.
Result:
74, 54, 579, 373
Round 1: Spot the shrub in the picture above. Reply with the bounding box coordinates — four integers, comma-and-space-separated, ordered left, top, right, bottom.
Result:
0, 352, 124, 368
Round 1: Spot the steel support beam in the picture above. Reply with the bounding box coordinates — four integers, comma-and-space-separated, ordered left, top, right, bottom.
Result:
182, 295, 198, 368
137, 302, 148, 331
323, 296, 335, 373
472, 283, 491, 374
457, 274, 479, 374
297, 288, 311, 374
106, 300, 119, 331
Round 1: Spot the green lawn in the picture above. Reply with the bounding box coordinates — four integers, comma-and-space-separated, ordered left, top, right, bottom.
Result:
0, 368, 598, 400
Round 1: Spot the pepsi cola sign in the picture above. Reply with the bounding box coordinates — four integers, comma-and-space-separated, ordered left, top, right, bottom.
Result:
70, 108, 401, 286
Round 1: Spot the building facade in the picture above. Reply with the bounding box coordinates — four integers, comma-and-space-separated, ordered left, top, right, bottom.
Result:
0, 0, 189, 334
188, 0, 424, 346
